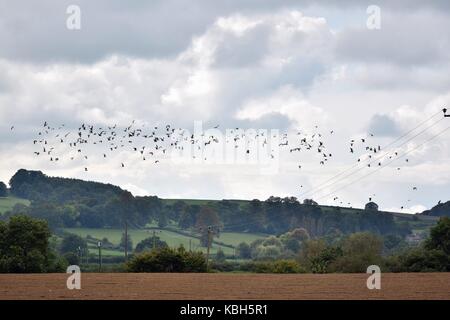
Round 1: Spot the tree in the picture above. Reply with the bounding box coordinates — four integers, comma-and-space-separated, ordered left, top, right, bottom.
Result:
425, 217, 450, 255
386, 218, 450, 272
196, 206, 222, 247
179, 210, 195, 229
330, 232, 383, 273
158, 212, 168, 228
60, 234, 88, 255
298, 239, 342, 273
0, 181, 7, 197
215, 249, 226, 262
135, 236, 168, 253
0, 215, 55, 273
280, 228, 310, 253
63, 252, 80, 265
120, 232, 133, 251
236, 242, 252, 259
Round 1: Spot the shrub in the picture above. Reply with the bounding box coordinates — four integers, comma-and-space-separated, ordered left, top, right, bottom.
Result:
127, 247, 206, 272
214, 249, 226, 262
239, 260, 304, 273
236, 242, 252, 259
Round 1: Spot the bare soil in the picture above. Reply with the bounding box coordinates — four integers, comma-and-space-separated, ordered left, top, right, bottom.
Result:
0, 273, 449, 300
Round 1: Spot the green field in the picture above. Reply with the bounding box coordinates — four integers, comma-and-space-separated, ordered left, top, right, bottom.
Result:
0, 197, 30, 214
64, 228, 266, 256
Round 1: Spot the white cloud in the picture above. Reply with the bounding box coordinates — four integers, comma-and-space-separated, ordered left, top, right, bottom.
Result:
1, 5, 450, 212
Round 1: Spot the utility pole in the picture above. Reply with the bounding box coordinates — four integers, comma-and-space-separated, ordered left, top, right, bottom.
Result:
153, 230, 156, 250
205, 226, 213, 272
189, 239, 192, 252
98, 241, 102, 272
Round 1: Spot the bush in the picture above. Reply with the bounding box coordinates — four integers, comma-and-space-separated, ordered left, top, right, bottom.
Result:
127, 247, 206, 272
271, 260, 304, 273
135, 236, 168, 253
60, 234, 88, 255
239, 260, 304, 273
63, 252, 80, 265
236, 242, 252, 259
0, 215, 55, 273
329, 232, 383, 273
254, 245, 281, 260
211, 261, 240, 272
214, 249, 226, 262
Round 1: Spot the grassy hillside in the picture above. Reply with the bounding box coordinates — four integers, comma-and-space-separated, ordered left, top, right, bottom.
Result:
64, 227, 265, 256
0, 196, 30, 214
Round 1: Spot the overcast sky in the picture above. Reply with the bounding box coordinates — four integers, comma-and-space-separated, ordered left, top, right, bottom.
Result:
1, 0, 450, 213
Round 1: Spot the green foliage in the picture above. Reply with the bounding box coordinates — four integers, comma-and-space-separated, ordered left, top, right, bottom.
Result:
253, 245, 281, 260
236, 242, 252, 259
298, 233, 383, 273
196, 206, 221, 247
5, 169, 414, 239
383, 234, 407, 254
0, 181, 7, 197
425, 217, 450, 254
215, 248, 226, 262
329, 232, 383, 273
63, 252, 80, 265
239, 260, 304, 273
280, 228, 309, 253
60, 233, 88, 255
120, 232, 133, 251
126, 247, 206, 272
0, 215, 58, 273
299, 239, 342, 273
135, 236, 168, 252
386, 218, 450, 272
421, 201, 450, 217
271, 260, 304, 273
385, 247, 449, 272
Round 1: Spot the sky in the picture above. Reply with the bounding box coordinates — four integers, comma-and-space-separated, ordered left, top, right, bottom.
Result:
1, 0, 450, 213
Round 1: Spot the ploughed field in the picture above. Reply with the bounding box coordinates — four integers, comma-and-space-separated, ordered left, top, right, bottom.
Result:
0, 273, 449, 300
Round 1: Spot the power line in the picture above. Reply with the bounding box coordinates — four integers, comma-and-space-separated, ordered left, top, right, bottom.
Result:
299, 114, 445, 200
314, 125, 450, 202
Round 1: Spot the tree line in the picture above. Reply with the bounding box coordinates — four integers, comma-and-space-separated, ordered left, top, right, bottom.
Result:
3, 169, 412, 239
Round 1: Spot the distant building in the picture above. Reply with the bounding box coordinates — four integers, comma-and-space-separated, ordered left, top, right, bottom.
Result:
365, 202, 379, 211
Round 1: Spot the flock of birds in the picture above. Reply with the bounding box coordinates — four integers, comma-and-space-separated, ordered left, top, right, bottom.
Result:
28, 120, 336, 171
8, 107, 449, 211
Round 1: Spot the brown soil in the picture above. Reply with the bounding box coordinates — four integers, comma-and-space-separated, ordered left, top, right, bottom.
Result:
0, 273, 449, 300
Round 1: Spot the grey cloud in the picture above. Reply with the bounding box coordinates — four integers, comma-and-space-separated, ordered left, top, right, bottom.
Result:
335, 11, 450, 66
1, 0, 449, 64
213, 26, 270, 68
